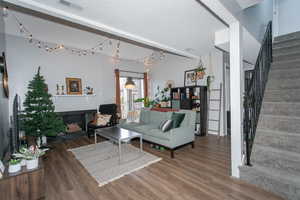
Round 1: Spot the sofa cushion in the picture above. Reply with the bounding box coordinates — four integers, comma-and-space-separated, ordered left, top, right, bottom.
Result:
140, 109, 150, 123
149, 111, 167, 126
133, 124, 157, 133
146, 129, 171, 141
171, 112, 185, 128
118, 122, 143, 130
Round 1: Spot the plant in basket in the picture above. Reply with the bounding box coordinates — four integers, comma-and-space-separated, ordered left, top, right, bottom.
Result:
195, 60, 206, 80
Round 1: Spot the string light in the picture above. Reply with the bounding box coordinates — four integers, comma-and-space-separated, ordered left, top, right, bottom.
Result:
6, 7, 166, 65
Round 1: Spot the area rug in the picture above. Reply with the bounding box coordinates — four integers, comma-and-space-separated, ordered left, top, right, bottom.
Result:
69, 141, 161, 186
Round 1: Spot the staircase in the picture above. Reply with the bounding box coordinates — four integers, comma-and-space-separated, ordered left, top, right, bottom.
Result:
240, 31, 300, 200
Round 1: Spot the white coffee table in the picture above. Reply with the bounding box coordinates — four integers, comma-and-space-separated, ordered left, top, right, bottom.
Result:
94, 127, 143, 163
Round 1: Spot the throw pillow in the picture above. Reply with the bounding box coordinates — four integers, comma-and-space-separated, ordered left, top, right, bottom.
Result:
160, 119, 173, 132
158, 119, 167, 129
95, 114, 112, 126
171, 112, 185, 128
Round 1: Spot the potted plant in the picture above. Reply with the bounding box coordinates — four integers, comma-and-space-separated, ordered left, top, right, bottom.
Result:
134, 96, 155, 108
195, 60, 206, 80
154, 86, 170, 107
8, 159, 21, 173
14, 146, 48, 170
195, 66, 206, 80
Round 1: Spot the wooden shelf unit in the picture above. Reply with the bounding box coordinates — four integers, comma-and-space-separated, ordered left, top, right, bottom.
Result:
170, 86, 207, 136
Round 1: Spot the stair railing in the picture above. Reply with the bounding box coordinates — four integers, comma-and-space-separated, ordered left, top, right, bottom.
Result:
243, 21, 273, 166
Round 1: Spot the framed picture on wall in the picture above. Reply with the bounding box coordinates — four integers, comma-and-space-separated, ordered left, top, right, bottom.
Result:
0, 52, 9, 98
184, 69, 196, 87
66, 78, 82, 95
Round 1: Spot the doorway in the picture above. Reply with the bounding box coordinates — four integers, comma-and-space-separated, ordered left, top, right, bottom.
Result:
120, 77, 144, 119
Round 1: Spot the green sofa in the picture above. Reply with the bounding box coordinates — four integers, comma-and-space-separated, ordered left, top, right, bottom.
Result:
118, 109, 196, 158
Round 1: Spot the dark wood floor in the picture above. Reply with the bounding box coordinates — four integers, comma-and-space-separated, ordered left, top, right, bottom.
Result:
44, 135, 283, 200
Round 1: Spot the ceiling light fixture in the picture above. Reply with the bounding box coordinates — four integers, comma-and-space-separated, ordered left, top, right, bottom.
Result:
125, 77, 135, 89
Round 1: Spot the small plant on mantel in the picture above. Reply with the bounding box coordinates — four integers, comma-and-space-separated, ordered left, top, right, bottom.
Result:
195, 60, 206, 80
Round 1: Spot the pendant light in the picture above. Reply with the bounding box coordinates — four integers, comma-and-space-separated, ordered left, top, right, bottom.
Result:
125, 77, 135, 89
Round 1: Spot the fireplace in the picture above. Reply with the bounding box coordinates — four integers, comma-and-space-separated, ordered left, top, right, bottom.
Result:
57, 109, 96, 133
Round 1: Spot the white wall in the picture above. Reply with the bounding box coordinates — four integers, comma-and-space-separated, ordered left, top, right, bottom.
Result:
6, 34, 145, 114
149, 54, 198, 92
275, 0, 300, 36
242, 0, 273, 42
150, 49, 226, 136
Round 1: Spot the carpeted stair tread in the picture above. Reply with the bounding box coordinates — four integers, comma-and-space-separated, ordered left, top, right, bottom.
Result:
261, 101, 300, 117
258, 114, 300, 133
274, 31, 300, 42
264, 88, 300, 102
273, 38, 300, 49
266, 78, 300, 89
240, 165, 300, 200
271, 58, 300, 67
273, 52, 300, 62
273, 44, 300, 56
255, 128, 300, 153
268, 67, 300, 79
251, 144, 300, 175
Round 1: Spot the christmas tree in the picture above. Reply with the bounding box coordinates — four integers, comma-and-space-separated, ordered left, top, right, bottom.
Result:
23, 67, 65, 139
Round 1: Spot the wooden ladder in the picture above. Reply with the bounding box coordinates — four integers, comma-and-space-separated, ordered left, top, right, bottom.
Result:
207, 83, 222, 137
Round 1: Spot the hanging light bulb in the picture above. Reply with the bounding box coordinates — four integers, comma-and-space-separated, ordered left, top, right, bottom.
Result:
125, 77, 135, 89
19, 23, 24, 34
28, 34, 33, 43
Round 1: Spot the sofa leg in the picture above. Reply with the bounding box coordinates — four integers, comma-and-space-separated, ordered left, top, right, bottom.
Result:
170, 149, 174, 158
191, 142, 195, 149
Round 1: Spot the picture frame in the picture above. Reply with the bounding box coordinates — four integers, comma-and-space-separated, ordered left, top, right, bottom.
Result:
184, 69, 196, 87
0, 52, 9, 98
66, 78, 82, 95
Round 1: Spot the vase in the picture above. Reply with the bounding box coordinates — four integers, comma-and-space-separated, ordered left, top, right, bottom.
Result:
26, 158, 39, 170
8, 163, 21, 173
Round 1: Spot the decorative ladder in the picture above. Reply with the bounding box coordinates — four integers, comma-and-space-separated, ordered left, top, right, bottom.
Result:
207, 83, 222, 136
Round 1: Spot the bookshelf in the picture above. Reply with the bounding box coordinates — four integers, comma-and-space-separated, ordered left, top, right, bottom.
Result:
170, 86, 207, 136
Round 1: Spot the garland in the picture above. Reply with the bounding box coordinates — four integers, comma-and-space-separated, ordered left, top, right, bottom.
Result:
3, 7, 165, 65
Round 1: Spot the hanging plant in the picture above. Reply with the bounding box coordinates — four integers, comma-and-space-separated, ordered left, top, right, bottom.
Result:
195, 60, 206, 80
